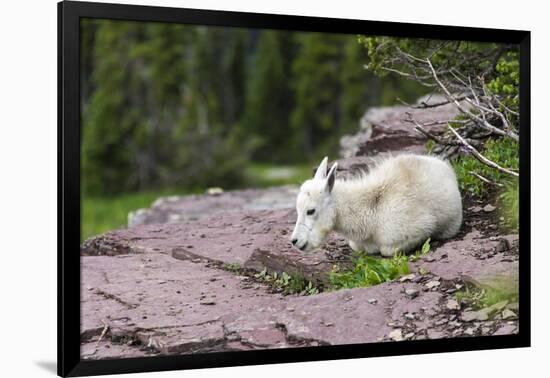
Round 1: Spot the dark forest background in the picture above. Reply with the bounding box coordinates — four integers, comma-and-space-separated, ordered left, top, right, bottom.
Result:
79, 20, 434, 239
80, 19, 427, 196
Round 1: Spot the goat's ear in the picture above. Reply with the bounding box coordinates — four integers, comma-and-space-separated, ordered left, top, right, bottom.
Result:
314, 156, 329, 180
325, 163, 338, 193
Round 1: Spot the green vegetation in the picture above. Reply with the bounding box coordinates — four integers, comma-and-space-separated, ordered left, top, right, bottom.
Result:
329, 238, 430, 289
222, 263, 242, 273
249, 240, 432, 294
254, 268, 319, 295
487, 51, 520, 120
451, 50, 520, 198
329, 253, 409, 290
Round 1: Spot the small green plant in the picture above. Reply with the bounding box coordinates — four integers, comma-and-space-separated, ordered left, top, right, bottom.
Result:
304, 281, 319, 295
254, 268, 319, 295
408, 238, 431, 262
254, 267, 268, 280
425, 139, 436, 154
454, 285, 486, 307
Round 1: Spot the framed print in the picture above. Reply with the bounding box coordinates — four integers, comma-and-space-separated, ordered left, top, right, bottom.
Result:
58, 1, 530, 376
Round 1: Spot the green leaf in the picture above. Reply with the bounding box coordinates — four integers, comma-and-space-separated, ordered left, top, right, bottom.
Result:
421, 238, 431, 255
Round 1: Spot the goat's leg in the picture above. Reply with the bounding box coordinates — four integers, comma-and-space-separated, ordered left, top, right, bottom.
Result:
348, 240, 362, 252
362, 240, 380, 255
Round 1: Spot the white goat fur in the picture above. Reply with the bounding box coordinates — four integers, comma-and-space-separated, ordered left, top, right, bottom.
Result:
290, 154, 462, 256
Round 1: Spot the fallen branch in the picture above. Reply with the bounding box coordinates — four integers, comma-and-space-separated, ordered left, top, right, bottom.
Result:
469, 171, 504, 188
415, 95, 470, 109
404, 117, 460, 146
447, 125, 519, 177
96, 320, 109, 347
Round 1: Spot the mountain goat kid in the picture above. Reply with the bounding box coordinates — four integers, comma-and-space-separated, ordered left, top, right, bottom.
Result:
290, 155, 462, 257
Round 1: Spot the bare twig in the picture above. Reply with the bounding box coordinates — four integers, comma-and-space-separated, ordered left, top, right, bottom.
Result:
402, 113, 470, 128
381, 66, 436, 87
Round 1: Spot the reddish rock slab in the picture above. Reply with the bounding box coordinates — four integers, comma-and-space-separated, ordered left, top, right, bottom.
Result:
128, 185, 299, 227
412, 230, 519, 287
81, 253, 292, 358
82, 208, 350, 284
80, 252, 444, 356
340, 95, 465, 157
81, 340, 153, 360
81, 233, 519, 359
82, 205, 518, 290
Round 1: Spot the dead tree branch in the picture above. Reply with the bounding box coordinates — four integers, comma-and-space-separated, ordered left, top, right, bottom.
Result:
447, 125, 519, 177
426, 59, 519, 142
469, 171, 504, 188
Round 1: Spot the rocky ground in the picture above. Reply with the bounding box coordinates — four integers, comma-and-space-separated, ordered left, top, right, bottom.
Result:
80, 97, 519, 360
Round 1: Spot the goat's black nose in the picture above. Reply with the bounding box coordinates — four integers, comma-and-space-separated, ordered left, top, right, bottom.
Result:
291, 239, 298, 246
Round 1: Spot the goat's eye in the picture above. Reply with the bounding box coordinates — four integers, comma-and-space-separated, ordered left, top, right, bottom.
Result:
306, 209, 315, 216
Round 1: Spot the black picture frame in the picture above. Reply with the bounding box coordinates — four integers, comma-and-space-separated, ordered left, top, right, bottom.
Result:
58, 1, 531, 376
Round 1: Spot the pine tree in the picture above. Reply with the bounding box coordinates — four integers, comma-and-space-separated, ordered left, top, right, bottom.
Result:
82, 20, 150, 195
